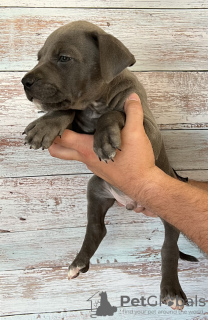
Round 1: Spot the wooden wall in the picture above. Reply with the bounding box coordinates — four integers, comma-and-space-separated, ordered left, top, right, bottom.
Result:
0, 1, 208, 319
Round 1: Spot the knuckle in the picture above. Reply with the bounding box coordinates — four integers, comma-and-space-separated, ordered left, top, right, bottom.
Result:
48, 145, 56, 157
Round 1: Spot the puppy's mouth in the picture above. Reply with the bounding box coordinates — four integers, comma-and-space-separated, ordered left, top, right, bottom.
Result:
23, 80, 72, 111
25, 91, 72, 112
24, 84, 86, 112
32, 97, 72, 112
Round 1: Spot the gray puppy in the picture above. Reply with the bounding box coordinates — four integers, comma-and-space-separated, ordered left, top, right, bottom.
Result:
22, 21, 197, 310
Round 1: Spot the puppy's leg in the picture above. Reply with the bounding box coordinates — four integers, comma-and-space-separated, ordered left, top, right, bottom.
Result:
68, 175, 114, 280
23, 110, 75, 149
93, 110, 125, 161
155, 146, 188, 309
160, 221, 188, 310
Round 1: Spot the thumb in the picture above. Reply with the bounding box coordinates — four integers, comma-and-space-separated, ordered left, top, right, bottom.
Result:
124, 93, 144, 131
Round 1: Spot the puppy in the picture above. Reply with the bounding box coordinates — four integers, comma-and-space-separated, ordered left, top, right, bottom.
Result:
22, 21, 197, 310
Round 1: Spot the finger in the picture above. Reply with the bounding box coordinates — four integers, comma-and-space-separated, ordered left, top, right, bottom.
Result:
134, 206, 145, 213
133, 205, 157, 217
117, 201, 124, 207
53, 129, 93, 154
124, 93, 144, 131
53, 130, 77, 146
49, 143, 81, 161
53, 130, 89, 148
142, 209, 158, 217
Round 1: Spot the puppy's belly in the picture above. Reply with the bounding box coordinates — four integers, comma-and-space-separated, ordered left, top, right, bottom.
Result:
104, 182, 141, 211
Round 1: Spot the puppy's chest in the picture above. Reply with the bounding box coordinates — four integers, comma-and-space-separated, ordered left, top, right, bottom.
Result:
73, 101, 109, 133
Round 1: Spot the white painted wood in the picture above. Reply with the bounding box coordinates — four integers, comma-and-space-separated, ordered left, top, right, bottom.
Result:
1, 130, 207, 177
0, 3, 208, 319
0, 142, 89, 177
140, 72, 208, 128
0, 261, 207, 317
0, 221, 206, 316
1, 72, 208, 131
0, 72, 208, 177
1, 0, 208, 9
0, 305, 208, 320
0, 222, 204, 271
0, 223, 164, 271
0, 174, 140, 232
0, 172, 208, 233
178, 170, 208, 181
1, 8, 208, 71
162, 130, 208, 170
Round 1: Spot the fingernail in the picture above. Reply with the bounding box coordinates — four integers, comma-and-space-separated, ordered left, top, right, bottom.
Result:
126, 93, 140, 102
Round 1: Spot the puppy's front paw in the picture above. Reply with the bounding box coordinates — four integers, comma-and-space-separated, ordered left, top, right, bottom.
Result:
93, 124, 121, 162
23, 118, 64, 150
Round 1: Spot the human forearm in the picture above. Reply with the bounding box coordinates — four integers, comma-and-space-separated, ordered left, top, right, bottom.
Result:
136, 168, 208, 254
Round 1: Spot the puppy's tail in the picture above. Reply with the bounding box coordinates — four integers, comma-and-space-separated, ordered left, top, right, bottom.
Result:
179, 251, 198, 262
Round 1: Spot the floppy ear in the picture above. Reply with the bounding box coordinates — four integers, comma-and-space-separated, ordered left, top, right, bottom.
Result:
92, 32, 136, 83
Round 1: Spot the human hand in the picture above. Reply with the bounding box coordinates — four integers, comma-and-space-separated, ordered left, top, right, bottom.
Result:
49, 93, 157, 215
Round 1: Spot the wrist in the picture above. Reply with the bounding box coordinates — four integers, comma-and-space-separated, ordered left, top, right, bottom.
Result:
132, 167, 168, 208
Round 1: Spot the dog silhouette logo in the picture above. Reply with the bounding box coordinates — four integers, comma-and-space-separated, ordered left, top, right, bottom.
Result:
87, 291, 117, 317
96, 291, 117, 316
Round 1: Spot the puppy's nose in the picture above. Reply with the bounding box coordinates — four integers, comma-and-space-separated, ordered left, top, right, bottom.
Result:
21, 75, 35, 89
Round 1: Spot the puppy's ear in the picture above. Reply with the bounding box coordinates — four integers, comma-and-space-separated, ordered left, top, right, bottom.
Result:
92, 32, 136, 83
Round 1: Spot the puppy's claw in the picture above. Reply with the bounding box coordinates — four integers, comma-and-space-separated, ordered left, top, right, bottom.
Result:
22, 131, 26, 135
117, 148, 122, 151
99, 157, 101, 161
111, 158, 114, 162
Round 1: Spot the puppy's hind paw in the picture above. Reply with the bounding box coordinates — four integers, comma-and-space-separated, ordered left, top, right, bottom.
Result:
68, 266, 81, 280
161, 285, 188, 310
68, 262, 89, 280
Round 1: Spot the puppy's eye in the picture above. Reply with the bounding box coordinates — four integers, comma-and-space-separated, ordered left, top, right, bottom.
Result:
59, 56, 72, 62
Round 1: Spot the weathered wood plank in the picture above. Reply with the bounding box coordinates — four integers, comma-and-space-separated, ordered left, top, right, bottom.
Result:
0, 72, 208, 177
1, 72, 208, 130
0, 172, 208, 232
0, 221, 204, 271
0, 261, 207, 317
1, 130, 207, 177
1, 310, 208, 320
162, 130, 208, 170
1, 8, 208, 71
0, 306, 208, 320
0, 141, 89, 177
1, 0, 208, 9
140, 72, 208, 128
0, 223, 161, 271
178, 170, 208, 181
0, 174, 140, 232
0, 3, 207, 320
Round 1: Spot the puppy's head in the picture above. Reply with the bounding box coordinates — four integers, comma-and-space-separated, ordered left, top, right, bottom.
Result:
22, 21, 135, 112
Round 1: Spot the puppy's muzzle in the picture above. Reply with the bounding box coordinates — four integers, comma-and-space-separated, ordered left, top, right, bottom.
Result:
22, 74, 58, 103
